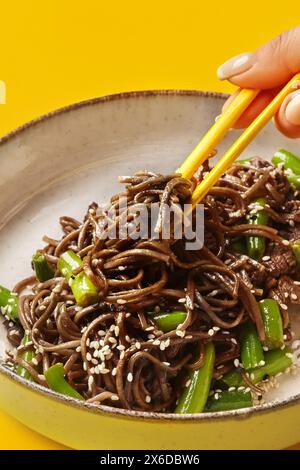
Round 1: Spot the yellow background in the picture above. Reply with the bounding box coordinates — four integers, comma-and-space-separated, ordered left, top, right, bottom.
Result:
0, 0, 299, 450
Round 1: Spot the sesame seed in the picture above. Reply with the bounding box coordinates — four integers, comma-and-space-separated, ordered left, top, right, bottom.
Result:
231, 338, 237, 345
291, 293, 298, 300
125, 313, 131, 318
282, 240, 290, 246
135, 342, 141, 350
31, 358, 39, 366
185, 379, 191, 388
118, 266, 125, 271
153, 339, 160, 345
117, 344, 125, 351
160, 342, 166, 351
234, 359, 240, 368
91, 358, 98, 365
145, 326, 155, 332
117, 299, 127, 304
109, 337, 117, 344
100, 368, 110, 374
148, 334, 155, 339
213, 326, 220, 332
238, 386, 245, 391
283, 334, 287, 340
120, 351, 125, 360
145, 395, 151, 403
245, 387, 251, 393
280, 303, 288, 311
176, 330, 185, 338
114, 326, 120, 337
250, 373, 255, 380
98, 330, 106, 336
259, 360, 266, 366
112, 367, 117, 376
86, 352, 92, 361
164, 338, 171, 348
111, 395, 119, 401
127, 373, 133, 383
178, 298, 186, 303
228, 387, 236, 392
214, 393, 219, 400
284, 292, 289, 299
125, 335, 131, 342
262, 255, 270, 261
286, 353, 294, 359
208, 329, 214, 336
90, 367, 95, 374
294, 281, 300, 286
263, 346, 269, 352
163, 361, 170, 366
88, 376, 94, 390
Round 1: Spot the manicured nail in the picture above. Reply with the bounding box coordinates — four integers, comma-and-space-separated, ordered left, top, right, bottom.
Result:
286, 93, 300, 126
217, 53, 254, 80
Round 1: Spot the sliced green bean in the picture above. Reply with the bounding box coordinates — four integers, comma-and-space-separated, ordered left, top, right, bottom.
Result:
239, 322, 264, 370
0, 285, 19, 321
17, 334, 35, 381
247, 197, 268, 261
44, 363, 84, 400
175, 342, 215, 414
205, 390, 252, 412
153, 311, 187, 332
292, 240, 300, 266
259, 299, 284, 349
219, 347, 292, 389
32, 252, 55, 282
272, 149, 300, 175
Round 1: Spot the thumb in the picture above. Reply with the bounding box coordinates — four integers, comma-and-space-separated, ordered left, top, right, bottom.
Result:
217, 27, 300, 89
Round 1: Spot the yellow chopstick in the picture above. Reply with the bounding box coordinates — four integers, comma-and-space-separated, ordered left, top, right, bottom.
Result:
178, 88, 259, 179
191, 73, 300, 207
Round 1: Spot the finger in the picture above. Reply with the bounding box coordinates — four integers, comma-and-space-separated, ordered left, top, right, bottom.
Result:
217, 27, 300, 89
274, 90, 300, 138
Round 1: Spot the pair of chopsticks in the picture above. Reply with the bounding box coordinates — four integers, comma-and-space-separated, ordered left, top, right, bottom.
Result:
178, 73, 300, 206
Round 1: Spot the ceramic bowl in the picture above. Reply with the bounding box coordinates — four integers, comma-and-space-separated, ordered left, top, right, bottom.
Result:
1, 90, 300, 449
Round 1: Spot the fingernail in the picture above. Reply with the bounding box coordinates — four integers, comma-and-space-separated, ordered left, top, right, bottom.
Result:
217, 52, 254, 80
286, 93, 300, 126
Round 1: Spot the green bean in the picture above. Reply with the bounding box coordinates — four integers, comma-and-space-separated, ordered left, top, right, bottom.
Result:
205, 390, 252, 412
32, 252, 55, 282
219, 347, 292, 389
17, 334, 35, 381
272, 149, 300, 175
0, 285, 19, 321
153, 311, 187, 332
175, 342, 215, 413
44, 363, 84, 400
239, 322, 264, 370
58, 250, 98, 307
259, 299, 284, 349
247, 197, 268, 261
292, 240, 300, 266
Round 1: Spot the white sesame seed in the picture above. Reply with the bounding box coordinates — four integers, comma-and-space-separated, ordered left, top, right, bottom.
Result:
163, 361, 170, 366
100, 368, 110, 374
214, 393, 219, 400
126, 313, 131, 318
250, 373, 255, 380
294, 281, 300, 286
286, 353, 294, 359
280, 303, 288, 310
127, 373, 133, 383
118, 266, 125, 271
259, 360, 265, 366
117, 345, 125, 351
160, 342, 166, 351
145, 395, 151, 403
283, 334, 287, 340
109, 337, 117, 344
164, 338, 171, 348
125, 335, 131, 342
228, 387, 236, 392
153, 339, 160, 345
111, 394, 119, 401
176, 330, 185, 338
284, 292, 289, 299
208, 329, 214, 336
282, 240, 290, 246
291, 293, 298, 300
234, 359, 240, 368
114, 326, 120, 337
135, 341, 141, 350
145, 326, 155, 332
90, 367, 95, 374
88, 375, 94, 390
98, 330, 106, 336
245, 387, 251, 393
263, 346, 269, 352
120, 351, 125, 360
262, 255, 271, 261
112, 367, 117, 376
213, 326, 220, 332
231, 338, 237, 345
178, 298, 186, 303
185, 379, 191, 388
148, 334, 155, 339
86, 352, 92, 361
91, 358, 98, 365
238, 386, 245, 391
31, 358, 39, 366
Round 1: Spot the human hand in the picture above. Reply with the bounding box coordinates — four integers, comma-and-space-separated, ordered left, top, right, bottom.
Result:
217, 26, 300, 138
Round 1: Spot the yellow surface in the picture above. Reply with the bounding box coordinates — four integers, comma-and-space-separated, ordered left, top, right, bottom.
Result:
0, 0, 299, 450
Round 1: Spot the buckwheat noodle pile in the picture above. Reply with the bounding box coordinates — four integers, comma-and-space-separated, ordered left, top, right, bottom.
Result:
4, 157, 300, 411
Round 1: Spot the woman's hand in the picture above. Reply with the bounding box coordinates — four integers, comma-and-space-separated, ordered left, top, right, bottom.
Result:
217, 26, 300, 138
